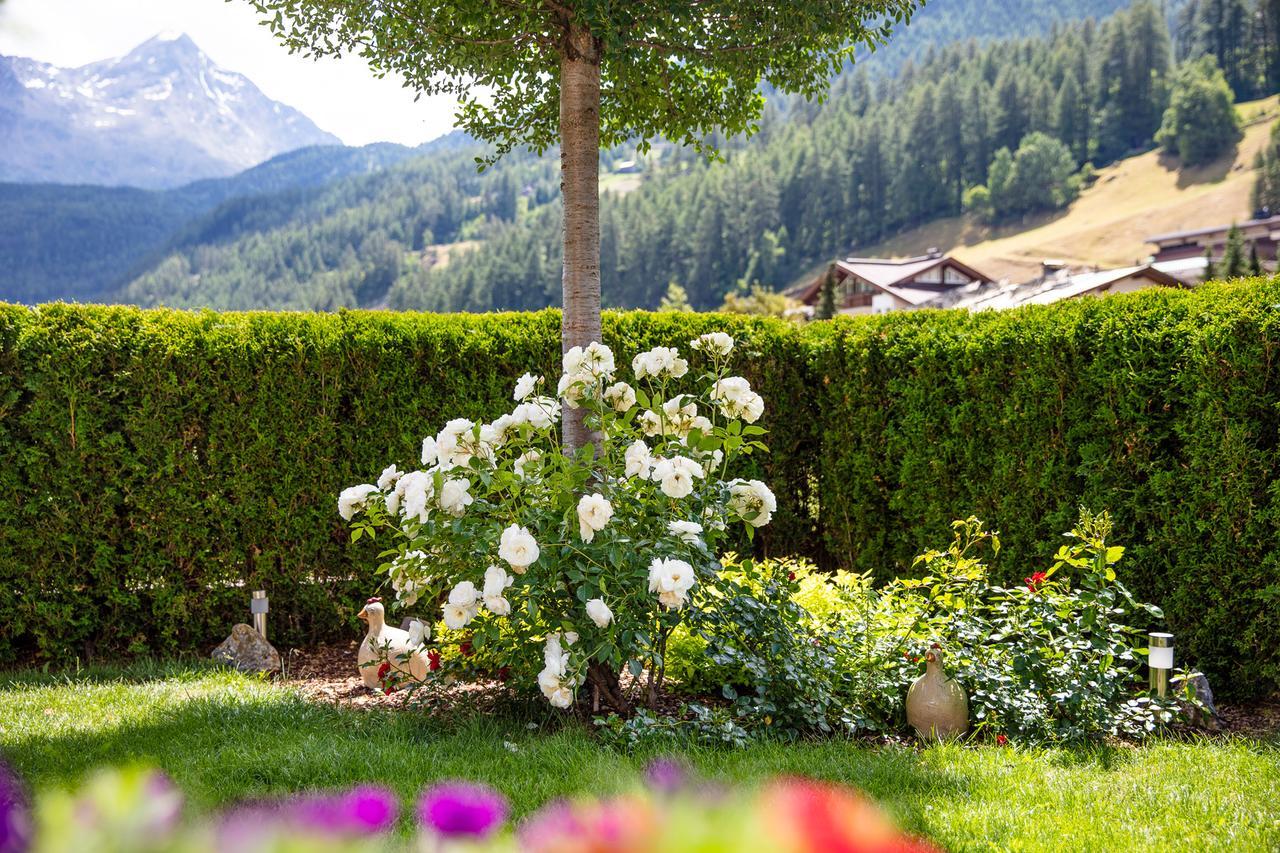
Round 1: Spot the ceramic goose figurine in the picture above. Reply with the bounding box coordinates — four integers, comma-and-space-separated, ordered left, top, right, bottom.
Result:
357, 598, 428, 690
906, 644, 969, 741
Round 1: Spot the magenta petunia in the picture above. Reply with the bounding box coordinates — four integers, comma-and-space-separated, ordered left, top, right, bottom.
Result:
418, 781, 508, 839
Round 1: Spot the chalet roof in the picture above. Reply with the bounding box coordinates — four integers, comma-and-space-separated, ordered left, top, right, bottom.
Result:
924, 264, 1181, 312
1147, 215, 1280, 245
789, 253, 994, 304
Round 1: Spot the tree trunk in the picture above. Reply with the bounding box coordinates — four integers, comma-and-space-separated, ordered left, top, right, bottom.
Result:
559, 25, 602, 454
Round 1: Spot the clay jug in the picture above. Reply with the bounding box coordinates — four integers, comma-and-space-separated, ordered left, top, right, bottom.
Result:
906, 645, 969, 741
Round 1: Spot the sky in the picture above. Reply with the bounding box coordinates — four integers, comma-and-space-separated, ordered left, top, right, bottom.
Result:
0, 0, 462, 146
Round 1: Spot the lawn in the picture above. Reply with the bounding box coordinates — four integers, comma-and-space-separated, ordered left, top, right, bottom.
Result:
2, 660, 1277, 851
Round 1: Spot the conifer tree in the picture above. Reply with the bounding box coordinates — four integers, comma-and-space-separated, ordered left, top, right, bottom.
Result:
816, 265, 838, 320
1220, 224, 1247, 277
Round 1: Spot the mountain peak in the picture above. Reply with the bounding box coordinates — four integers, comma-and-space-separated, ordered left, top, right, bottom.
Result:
0, 34, 339, 188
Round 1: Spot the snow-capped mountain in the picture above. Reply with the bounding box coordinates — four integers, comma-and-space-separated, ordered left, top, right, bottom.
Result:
0, 33, 340, 188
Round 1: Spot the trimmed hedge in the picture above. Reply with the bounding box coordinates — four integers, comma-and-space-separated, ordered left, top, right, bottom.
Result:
1, 281, 1278, 697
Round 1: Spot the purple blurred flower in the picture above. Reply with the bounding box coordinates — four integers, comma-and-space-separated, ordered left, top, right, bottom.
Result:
217, 785, 397, 850
418, 781, 508, 839
0, 761, 30, 853
294, 786, 399, 835
644, 757, 687, 793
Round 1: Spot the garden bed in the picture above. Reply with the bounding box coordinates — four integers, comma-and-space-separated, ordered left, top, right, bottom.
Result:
278, 642, 1280, 742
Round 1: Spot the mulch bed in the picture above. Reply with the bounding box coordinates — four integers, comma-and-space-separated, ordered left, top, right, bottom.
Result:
279, 643, 1280, 739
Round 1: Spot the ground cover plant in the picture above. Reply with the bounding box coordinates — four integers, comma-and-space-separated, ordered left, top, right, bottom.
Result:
1, 661, 1277, 852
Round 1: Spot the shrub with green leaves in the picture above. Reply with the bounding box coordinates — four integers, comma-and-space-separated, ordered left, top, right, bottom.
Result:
668, 512, 1180, 744
3, 279, 1280, 700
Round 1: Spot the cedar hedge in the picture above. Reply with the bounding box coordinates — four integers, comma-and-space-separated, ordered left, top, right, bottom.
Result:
1, 280, 1277, 697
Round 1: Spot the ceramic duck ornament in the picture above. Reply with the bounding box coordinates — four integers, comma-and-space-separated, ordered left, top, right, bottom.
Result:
357, 598, 428, 690
906, 644, 969, 741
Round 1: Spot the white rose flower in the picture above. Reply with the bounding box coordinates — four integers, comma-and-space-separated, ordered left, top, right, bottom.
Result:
585, 598, 613, 628
442, 602, 477, 630
711, 376, 750, 402
436, 418, 476, 468
576, 493, 614, 542
488, 414, 516, 445
538, 666, 576, 709
557, 372, 589, 409
514, 372, 539, 401
398, 470, 434, 523
711, 377, 765, 423
624, 439, 653, 479
543, 633, 567, 674
661, 395, 699, 436
562, 345, 587, 377
438, 477, 473, 517
631, 346, 687, 380
420, 436, 439, 467
648, 557, 695, 609
691, 332, 734, 357
513, 396, 561, 429
668, 520, 704, 544
603, 381, 637, 412
377, 464, 403, 491
728, 479, 777, 527
499, 524, 540, 572
483, 565, 513, 598
485, 596, 511, 616
448, 580, 478, 607
514, 450, 542, 478
638, 410, 663, 437
564, 631, 579, 645
338, 484, 378, 521
650, 456, 704, 499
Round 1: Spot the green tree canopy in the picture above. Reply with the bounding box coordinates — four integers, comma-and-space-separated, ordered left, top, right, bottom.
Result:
246, 0, 919, 449
1156, 56, 1243, 166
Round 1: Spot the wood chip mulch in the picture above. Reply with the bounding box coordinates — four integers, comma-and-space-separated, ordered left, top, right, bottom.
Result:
277, 643, 1280, 739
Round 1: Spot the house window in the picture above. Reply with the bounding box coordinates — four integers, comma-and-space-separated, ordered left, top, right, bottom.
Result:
943, 266, 972, 284
917, 267, 942, 283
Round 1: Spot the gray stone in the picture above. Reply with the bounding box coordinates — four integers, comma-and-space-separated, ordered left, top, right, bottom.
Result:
1173, 672, 1224, 731
212, 623, 281, 674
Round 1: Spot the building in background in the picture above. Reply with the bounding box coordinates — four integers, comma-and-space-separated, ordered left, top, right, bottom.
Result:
789, 250, 994, 315
1147, 213, 1280, 265
922, 264, 1184, 312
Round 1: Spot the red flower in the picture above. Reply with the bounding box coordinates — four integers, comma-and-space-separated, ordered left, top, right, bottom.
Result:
996, 734, 1009, 746
495, 666, 510, 682
1025, 571, 1048, 591
787, 571, 796, 581
428, 650, 441, 671
376, 662, 391, 681
460, 640, 474, 657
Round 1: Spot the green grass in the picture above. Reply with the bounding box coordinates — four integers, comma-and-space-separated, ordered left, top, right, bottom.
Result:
2, 660, 1278, 851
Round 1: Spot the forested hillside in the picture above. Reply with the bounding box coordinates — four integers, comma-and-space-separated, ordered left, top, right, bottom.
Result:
0, 141, 439, 303
16, 0, 1276, 311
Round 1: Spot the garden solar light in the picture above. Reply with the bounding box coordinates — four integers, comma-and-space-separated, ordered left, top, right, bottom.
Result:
1148, 632, 1173, 698
251, 590, 269, 641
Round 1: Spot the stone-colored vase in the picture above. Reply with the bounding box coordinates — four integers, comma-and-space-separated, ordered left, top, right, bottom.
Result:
906, 645, 969, 741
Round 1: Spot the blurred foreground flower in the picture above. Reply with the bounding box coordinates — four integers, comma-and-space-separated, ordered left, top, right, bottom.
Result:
418, 782, 508, 840
0, 760, 31, 853
18, 762, 934, 853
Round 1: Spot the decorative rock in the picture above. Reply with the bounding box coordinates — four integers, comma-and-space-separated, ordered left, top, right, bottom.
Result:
906, 645, 969, 741
212, 623, 281, 673
1173, 672, 1224, 731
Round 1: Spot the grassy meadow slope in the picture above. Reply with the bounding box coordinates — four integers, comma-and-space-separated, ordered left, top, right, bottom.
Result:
853, 96, 1279, 283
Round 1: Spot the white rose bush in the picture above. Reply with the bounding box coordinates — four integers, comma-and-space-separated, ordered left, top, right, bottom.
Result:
338, 334, 773, 714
